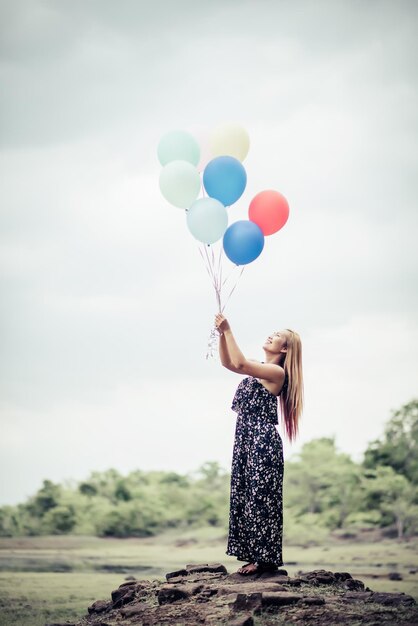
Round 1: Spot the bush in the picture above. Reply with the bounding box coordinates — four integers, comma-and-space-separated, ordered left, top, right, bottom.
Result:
283, 510, 329, 546
94, 502, 162, 538
43, 505, 77, 534
96, 508, 136, 538
344, 510, 382, 530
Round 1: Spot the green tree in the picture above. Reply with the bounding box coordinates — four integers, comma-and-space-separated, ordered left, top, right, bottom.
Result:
43, 505, 77, 534
0, 506, 20, 537
363, 399, 418, 485
360, 466, 418, 538
285, 437, 358, 525
160, 472, 190, 488
114, 480, 132, 502
26, 480, 61, 517
78, 482, 98, 497
192, 461, 229, 490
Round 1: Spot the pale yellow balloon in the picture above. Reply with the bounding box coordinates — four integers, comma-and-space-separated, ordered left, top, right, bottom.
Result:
210, 124, 250, 162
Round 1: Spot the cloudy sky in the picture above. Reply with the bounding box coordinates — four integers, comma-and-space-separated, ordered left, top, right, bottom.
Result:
1, 0, 417, 506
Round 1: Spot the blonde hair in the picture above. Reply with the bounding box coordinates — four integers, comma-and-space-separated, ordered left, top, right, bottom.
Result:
279, 329, 304, 442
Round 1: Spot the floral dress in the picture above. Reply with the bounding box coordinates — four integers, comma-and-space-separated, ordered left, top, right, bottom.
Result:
225, 375, 286, 567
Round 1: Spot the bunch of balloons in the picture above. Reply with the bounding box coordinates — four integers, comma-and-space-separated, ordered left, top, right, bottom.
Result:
157, 124, 290, 267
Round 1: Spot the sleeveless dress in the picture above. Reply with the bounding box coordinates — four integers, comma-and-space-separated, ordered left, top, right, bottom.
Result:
225, 374, 287, 566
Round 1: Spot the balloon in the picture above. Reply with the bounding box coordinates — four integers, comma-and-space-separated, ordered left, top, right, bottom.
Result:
210, 124, 250, 162
186, 198, 228, 244
159, 160, 201, 209
203, 156, 247, 206
223, 220, 264, 265
157, 130, 200, 166
248, 190, 289, 236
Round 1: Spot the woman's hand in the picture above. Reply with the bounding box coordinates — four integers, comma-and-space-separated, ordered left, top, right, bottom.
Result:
215, 313, 231, 335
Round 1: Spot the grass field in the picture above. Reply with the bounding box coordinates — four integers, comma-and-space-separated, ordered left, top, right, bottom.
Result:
0, 529, 417, 626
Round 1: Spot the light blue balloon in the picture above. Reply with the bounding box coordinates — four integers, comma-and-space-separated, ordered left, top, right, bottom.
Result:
159, 160, 201, 208
186, 198, 228, 244
223, 220, 264, 265
157, 130, 200, 166
203, 156, 247, 206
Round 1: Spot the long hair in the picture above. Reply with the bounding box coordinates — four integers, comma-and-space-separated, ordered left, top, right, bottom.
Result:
279, 329, 304, 443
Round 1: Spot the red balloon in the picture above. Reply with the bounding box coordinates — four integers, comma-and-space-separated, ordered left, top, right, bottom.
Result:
248, 190, 289, 236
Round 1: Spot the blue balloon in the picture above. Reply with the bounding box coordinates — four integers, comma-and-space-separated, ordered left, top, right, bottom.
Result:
223, 220, 264, 265
203, 156, 247, 206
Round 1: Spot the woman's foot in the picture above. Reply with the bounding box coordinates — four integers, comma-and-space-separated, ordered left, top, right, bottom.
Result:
237, 562, 258, 575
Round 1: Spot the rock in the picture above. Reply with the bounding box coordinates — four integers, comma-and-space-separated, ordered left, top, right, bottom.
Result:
342, 591, 373, 602
120, 601, 149, 618
87, 599, 111, 614
199, 588, 218, 598
218, 583, 288, 596
166, 567, 189, 580
187, 562, 228, 575
298, 575, 312, 583
296, 569, 335, 583
158, 584, 193, 604
314, 573, 336, 584
110, 583, 136, 608
388, 571, 403, 580
368, 592, 416, 606
166, 575, 187, 584
334, 571, 353, 581
299, 596, 326, 605
228, 614, 255, 626
343, 578, 365, 591
261, 591, 301, 607
111, 581, 140, 609
229, 592, 262, 613
259, 573, 290, 583
69, 562, 418, 626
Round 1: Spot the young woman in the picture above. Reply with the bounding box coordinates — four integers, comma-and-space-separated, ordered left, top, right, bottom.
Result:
214, 313, 303, 576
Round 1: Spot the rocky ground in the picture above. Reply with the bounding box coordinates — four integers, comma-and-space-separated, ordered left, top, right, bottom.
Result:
46, 563, 418, 626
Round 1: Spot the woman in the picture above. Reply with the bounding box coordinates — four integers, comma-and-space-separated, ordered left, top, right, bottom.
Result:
215, 313, 303, 576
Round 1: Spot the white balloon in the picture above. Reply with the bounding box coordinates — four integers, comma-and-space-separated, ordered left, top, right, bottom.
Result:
159, 160, 201, 209
186, 197, 228, 244
210, 124, 250, 162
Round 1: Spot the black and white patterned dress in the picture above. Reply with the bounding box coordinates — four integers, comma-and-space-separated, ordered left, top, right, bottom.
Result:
226, 374, 286, 566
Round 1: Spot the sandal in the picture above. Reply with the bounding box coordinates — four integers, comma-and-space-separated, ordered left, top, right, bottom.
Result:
236, 561, 278, 576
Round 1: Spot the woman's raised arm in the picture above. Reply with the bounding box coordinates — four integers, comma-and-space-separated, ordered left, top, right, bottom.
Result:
215, 314, 284, 385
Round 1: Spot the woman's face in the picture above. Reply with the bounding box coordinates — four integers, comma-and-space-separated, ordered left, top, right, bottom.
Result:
263, 330, 288, 355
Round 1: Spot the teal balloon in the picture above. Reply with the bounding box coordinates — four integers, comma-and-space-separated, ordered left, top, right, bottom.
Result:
159, 160, 201, 208
203, 156, 247, 206
223, 220, 264, 265
186, 198, 228, 244
157, 130, 200, 166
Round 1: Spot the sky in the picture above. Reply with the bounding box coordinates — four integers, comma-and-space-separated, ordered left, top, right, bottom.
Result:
1, 0, 417, 506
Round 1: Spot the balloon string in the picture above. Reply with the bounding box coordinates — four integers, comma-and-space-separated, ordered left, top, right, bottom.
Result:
201, 244, 221, 311
198, 246, 214, 284
199, 243, 245, 313
221, 262, 240, 287
221, 266, 245, 313
197, 243, 246, 358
